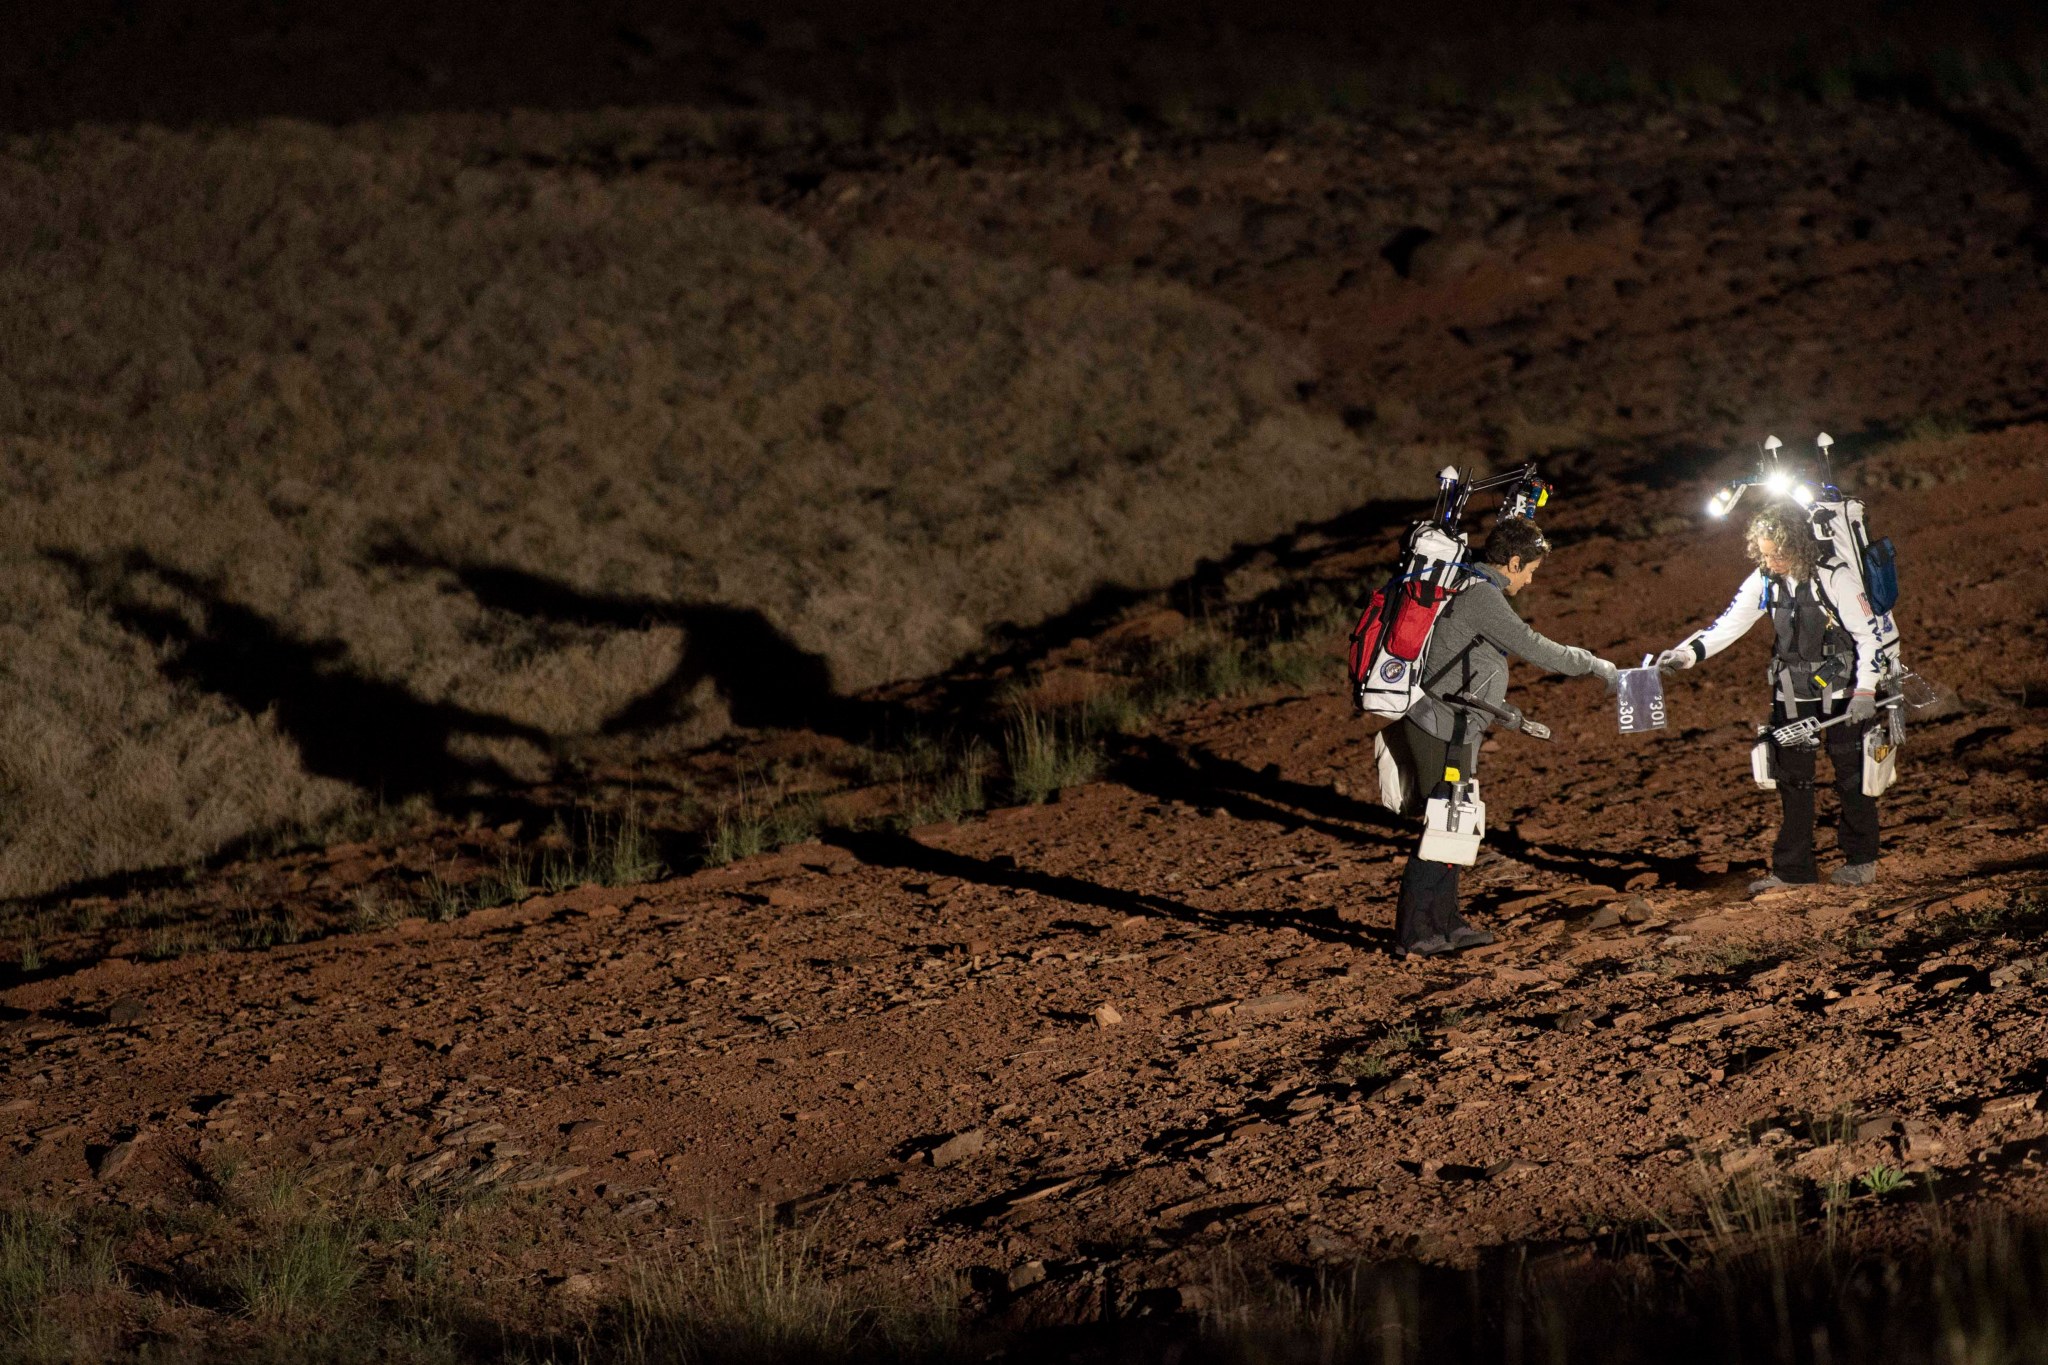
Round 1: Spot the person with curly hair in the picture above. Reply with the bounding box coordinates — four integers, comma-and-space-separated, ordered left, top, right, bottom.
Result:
1656, 502, 1901, 892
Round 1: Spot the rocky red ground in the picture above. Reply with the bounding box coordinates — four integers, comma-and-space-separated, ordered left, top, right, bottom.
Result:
5, 421, 2044, 1332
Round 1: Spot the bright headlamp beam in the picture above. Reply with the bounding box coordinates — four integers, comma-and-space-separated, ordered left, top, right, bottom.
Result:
1705, 482, 1747, 518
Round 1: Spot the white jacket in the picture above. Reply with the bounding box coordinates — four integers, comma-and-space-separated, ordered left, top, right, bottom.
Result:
1680, 563, 1900, 696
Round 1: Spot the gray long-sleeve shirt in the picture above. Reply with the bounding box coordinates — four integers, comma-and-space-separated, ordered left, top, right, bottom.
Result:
1407, 563, 1597, 741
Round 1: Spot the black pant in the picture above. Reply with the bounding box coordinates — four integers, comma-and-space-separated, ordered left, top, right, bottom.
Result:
1771, 721, 1879, 882
1388, 719, 1475, 948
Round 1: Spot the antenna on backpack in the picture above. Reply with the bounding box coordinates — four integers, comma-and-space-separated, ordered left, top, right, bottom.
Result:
1433, 465, 1462, 530
1759, 435, 1794, 498
1815, 432, 1835, 492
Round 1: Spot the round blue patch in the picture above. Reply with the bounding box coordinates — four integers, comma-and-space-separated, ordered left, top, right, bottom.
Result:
1379, 658, 1406, 683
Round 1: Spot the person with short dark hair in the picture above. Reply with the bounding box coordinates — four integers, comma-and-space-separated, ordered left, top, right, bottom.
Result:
1655, 503, 1899, 891
1480, 516, 1552, 570
1381, 517, 1619, 958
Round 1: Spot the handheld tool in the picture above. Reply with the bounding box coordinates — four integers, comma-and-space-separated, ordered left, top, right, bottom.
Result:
1449, 692, 1553, 741
1770, 695, 1903, 747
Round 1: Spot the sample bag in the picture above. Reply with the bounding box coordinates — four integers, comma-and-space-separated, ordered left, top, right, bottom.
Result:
1616, 655, 1668, 735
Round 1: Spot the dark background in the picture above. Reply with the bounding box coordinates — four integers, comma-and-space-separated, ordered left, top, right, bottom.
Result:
9, 1, 2048, 133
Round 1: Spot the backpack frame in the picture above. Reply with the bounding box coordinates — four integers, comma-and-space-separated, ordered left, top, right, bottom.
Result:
1347, 464, 1550, 718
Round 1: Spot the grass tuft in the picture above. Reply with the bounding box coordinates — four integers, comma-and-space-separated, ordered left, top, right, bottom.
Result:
415, 875, 469, 924
0, 1205, 121, 1353
226, 1217, 364, 1321
704, 792, 819, 868
616, 1214, 957, 1364
468, 856, 532, 910
1004, 705, 1103, 805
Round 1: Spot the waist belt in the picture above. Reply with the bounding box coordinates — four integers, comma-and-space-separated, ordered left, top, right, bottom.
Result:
1774, 651, 1854, 704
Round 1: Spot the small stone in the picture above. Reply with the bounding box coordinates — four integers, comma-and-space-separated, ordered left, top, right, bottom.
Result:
1092, 1003, 1123, 1028
1854, 1111, 1902, 1142
94, 1140, 139, 1180
1006, 1259, 1047, 1292
1374, 1075, 1422, 1102
1989, 961, 2031, 989
107, 999, 151, 1027
1719, 1146, 1771, 1175
1587, 905, 1623, 930
555, 1271, 602, 1297
1622, 897, 1654, 924
930, 1128, 987, 1168
1625, 873, 1659, 892
1901, 1123, 1946, 1161
401, 1149, 460, 1185
1239, 991, 1310, 1018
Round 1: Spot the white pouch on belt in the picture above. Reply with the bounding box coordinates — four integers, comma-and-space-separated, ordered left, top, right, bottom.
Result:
1862, 727, 1899, 797
1372, 730, 1411, 814
1751, 728, 1777, 790
1418, 776, 1485, 865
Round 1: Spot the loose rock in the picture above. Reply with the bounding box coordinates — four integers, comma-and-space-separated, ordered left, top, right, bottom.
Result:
930, 1128, 987, 1168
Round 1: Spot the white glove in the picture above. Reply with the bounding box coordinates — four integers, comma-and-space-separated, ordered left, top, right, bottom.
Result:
1587, 657, 1620, 692
1656, 646, 1697, 673
1846, 692, 1877, 724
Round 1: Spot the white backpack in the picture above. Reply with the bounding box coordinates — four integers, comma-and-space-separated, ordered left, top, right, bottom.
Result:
1346, 523, 1474, 718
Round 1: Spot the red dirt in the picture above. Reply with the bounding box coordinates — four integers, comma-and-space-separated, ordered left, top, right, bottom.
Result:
7, 423, 2046, 1318
660, 97, 2048, 450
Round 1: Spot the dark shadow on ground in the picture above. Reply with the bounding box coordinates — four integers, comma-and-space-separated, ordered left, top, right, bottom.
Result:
1110, 735, 1409, 852
823, 827, 1380, 949
1485, 826, 1730, 894
49, 550, 550, 799
367, 541, 874, 741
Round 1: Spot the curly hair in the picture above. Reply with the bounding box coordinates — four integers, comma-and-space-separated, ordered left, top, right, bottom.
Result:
1746, 504, 1822, 577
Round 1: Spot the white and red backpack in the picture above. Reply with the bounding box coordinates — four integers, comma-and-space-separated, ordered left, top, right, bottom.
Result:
1346, 462, 1550, 720
1347, 521, 1477, 718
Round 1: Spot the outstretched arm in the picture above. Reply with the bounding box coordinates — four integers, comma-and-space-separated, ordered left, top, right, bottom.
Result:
1663, 568, 1768, 668
1462, 585, 1597, 676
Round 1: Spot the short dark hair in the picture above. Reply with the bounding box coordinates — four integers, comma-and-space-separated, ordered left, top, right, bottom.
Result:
1481, 517, 1551, 567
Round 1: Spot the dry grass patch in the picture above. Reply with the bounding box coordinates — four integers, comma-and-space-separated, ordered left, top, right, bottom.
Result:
0, 119, 1426, 898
